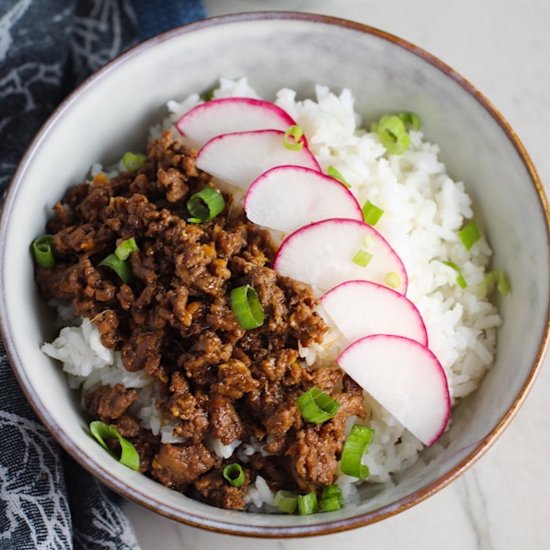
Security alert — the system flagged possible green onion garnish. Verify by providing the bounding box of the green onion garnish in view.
[99,238,138,282]
[319,496,342,512]
[99,254,132,283]
[230,284,265,330]
[322,484,343,500]
[458,221,481,250]
[319,484,344,512]
[375,115,411,155]
[89,421,140,471]
[442,261,467,289]
[200,87,216,102]
[222,463,245,487]
[31,234,55,268]
[274,490,298,514]
[283,125,304,151]
[187,187,225,223]
[352,249,373,268]
[341,424,374,479]
[362,200,384,226]
[297,491,318,515]
[327,165,351,188]
[122,152,146,172]
[478,270,511,296]
[384,272,401,289]
[397,111,421,131]
[297,387,340,424]
[115,237,139,261]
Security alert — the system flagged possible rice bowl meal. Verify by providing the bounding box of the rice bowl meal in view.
[33,78,509,514]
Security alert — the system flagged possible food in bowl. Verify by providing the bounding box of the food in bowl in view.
[34,78,507,514]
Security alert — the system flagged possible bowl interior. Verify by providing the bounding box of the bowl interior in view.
[1,14,548,535]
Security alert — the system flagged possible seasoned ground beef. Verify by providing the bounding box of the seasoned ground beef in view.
[85,384,137,421]
[36,131,367,510]
[151,443,218,488]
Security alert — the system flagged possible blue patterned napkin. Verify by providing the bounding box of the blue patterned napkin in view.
[0,1,205,548]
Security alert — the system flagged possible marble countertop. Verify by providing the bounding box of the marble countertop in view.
[126,1,550,548]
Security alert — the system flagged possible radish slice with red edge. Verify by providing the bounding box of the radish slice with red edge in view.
[244,165,363,233]
[273,218,408,294]
[196,129,321,190]
[337,334,450,446]
[176,98,296,149]
[320,280,427,345]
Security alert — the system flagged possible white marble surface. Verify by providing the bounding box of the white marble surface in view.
[126,1,550,548]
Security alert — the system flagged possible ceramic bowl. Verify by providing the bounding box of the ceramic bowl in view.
[1,12,549,538]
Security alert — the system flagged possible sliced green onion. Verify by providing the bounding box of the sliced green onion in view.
[115,237,139,261]
[320,496,342,512]
[187,217,202,224]
[187,187,225,223]
[478,270,511,296]
[200,87,216,102]
[352,249,373,268]
[362,200,384,226]
[384,272,401,289]
[99,239,138,282]
[397,111,421,131]
[375,115,411,155]
[31,234,55,268]
[297,386,340,424]
[223,463,245,487]
[297,491,318,515]
[442,261,467,289]
[122,152,146,172]
[327,165,351,188]
[458,222,481,250]
[99,253,132,283]
[274,490,298,514]
[319,484,344,512]
[283,125,304,151]
[89,421,140,471]
[322,484,343,500]
[341,425,374,479]
[230,285,264,330]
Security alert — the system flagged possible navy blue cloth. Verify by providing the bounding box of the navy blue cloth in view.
[0,1,205,548]
[131,0,206,39]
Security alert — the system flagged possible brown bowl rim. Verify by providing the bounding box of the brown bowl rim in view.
[1,11,549,539]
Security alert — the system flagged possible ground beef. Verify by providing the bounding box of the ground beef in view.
[287,422,342,489]
[112,414,141,439]
[208,395,243,445]
[248,453,290,491]
[151,443,217,488]
[194,468,250,510]
[36,130,368,510]
[85,384,137,421]
[211,358,259,399]
[167,372,209,443]
[265,400,303,440]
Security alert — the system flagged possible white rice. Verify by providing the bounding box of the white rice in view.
[42,77,501,511]
[209,436,242,459]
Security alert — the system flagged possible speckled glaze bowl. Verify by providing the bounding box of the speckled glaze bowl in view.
[1,12,549,538]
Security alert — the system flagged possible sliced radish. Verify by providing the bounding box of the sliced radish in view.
[320,281,427,345]
[176,98,296,149]
[273,218,408,294]
[337,335,450,446]
[196,130,321,190]
[243,166,363,233]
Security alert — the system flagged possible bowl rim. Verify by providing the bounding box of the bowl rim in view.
[1,10,549,539]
